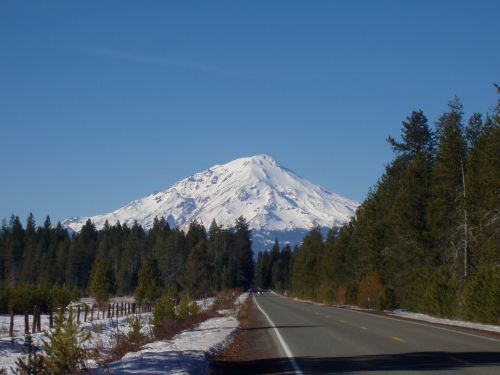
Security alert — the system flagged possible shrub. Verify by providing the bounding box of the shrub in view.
[356,274,383,308]
[152,292,177,339]
[317,283,336,303]
[0,285,9,313]
[14,332,46,374]
[422,269,457,318]
[461,264,500,324]
[43,309,92,374]
[176,294,191,320]
[126,314,146,350]
[189,301,199,317]
[346,283,358,305]
[153,292,176,324]
[335,286,347,305]
[376,286,397,310]
[49,284,72,310]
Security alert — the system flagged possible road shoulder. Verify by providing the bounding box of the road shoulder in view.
[210,294,292,374]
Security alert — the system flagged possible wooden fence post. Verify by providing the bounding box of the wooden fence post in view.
[32,306,37,333]
[37,308,41,332]
[84,304,88,322]
[77,305,81,324]
[24,311,29,334]
[108,304,111,319]
[9,311,14,337]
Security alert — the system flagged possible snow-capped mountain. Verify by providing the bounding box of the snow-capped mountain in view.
[62,155,359,250]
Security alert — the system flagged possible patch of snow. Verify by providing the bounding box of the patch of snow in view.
[103,293,248,374]
[389,310,500,333]
[0,296,217,374]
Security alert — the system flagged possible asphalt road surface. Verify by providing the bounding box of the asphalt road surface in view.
[251,292,500,374]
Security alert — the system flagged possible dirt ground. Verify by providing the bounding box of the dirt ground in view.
[210,295,293,374]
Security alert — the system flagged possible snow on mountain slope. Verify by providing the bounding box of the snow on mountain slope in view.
[62,155,359,249]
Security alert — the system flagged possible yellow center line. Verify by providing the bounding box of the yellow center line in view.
[339,319,347,323]
[359,326,369,330]
[391,336,405,342]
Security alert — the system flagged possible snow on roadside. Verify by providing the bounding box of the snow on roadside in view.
[0,296,217,374]
[0,312,153,374]
[102,292,249,374]
[389,310,500,333]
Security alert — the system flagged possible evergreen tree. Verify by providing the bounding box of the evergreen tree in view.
[233,216,254,289]
[182,241,211,297]
[135,258,161,304]
[43,309,91,374]
[387,110,435,158]
[291,227,324,298]
[88,259,115,306]
[5,215,24,286]
[465,112,483,151]
[426,97,467,282]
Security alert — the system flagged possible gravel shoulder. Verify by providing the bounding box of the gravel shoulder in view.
[210,294,293,374]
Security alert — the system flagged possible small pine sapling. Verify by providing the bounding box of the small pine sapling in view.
[14,332,46,374]
[42,309,93,374]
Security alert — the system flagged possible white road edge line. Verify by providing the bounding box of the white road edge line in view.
[253,295,303,375]
[328,306,500,344]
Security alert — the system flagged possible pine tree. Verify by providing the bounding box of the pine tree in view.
[15,332,46,374]
[387,110,435,158]
[88,259,115,307]
[5,215,24,286]
[43,309,91,374]
[291,227,324,298]
[135,258,161,304]
[182,241,211,297]
[254,251,264,288]
[426,98,467,284]
[233,216,254,289]
[465,113,483,151]
[461,263,500,324]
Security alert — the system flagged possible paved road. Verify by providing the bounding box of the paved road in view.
[253,292,500,374]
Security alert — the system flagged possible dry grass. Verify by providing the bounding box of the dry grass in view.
[105,301,218,364]
[104,289,243,366]
[213,288,242,310]
[106,333,142,362]
[153,310,215,341]
[209,294,252,374]
[237,296,250,320]
[0,324,9,337]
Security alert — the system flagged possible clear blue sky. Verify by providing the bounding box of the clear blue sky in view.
[1,1,499,226]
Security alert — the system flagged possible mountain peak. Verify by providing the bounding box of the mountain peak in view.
[62,155,359,250]
[222,154,280,169]
[248,154,277,163]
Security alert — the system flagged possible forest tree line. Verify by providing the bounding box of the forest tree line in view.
[0,215,254,313]
[255,90,499,324]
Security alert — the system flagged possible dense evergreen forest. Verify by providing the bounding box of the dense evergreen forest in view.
[0,215,254,313]
[256,90,499,324]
